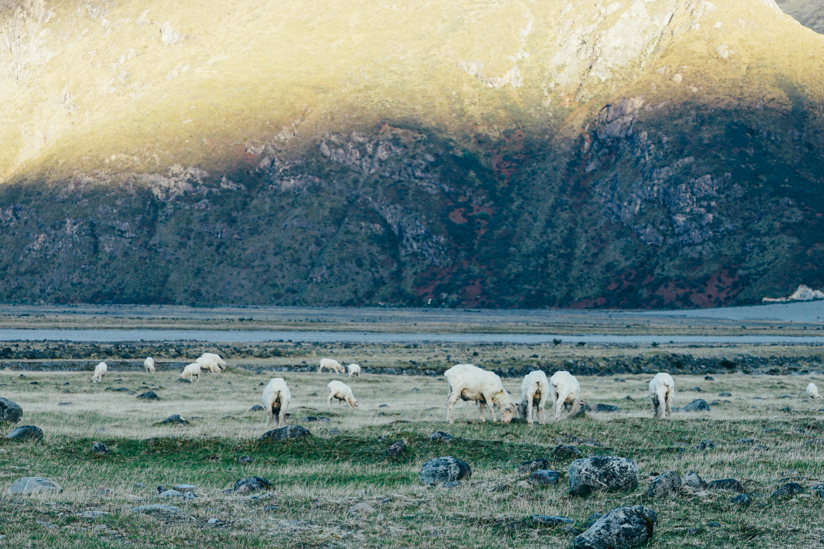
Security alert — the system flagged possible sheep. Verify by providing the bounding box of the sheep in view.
[262,378,292,429]
[549,370,583,421]
[327,380,358,408]
[179,362,202,382]
[348,363,361,377]
[808,382,822,400]
[319,358,345,374]
[444,363,516,424]
[91,362,107,383]
[649,372,675,419]
[517,370,549,425]
[144,357,155,374]
[196,354,222,374]
[198,352,226,371]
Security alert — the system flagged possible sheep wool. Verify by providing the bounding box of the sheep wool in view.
[549,370,583,421]
[444,364,516,424]
[649,373,675,419]
[518,370,549,425]
[262,378,292,429]
[327,380,358,408]
[91,362,108,383]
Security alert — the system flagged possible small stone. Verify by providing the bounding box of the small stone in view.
[696,439,715,450]
[158,489,183,498]
[518,458,549,474]
[532,515,574,527]
[731,494,751,506]
[233,477,273,495]
[0,397,23,424]
[440,481,461,489]
[682,471,708,489]
[419,457,471,485]
[592,404,621,413]
[428,431,454,442]
[386,440,405,457]
[553,445,582,459]
[176,378,192,384]
[131,504,179,513]
[6,425,43,441]
[718,392,731,397]
[690,386,702,392]
[707,479,745,493]
[137,391,160,400]
[158,415,187,425]
[648,471,681,498]
[771,482,805,498]
[91,442,110,455]
[259,425,311,442]
[7,477,62,495]
[304,416,330,422]
[263,505,277,511]
[573,506,657,549]
[172,484,196,494]
[704,376,714,381]
[676,399,710,412]
[528,470,561,486]
[569,456,639,496]
[237,456,254,464]
[707,522,721,528]
[78,511,108,519]
[135,483,144,488]
[249,405,265,412]
[735,438,754,444]
[349,502,376,516]
[207,518,220,525]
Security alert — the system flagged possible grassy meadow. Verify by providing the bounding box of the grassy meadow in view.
[1,363,823,548]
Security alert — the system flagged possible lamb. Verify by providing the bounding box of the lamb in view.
[517,370,549,425]
[348,363,361,377]
[196,354,222,374]
[649,372,675,419]
[262,377,292,429]
[91,362,107,383]
[144,357,155,374]
[444,363,516,424]
[179,362,202,382]
[808,382,822,400]
[549,370,583,421]
[327,380,358,408]
[319,358,345,374]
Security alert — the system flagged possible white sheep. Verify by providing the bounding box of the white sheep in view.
[198,352,226,371]
[348,363,361,377]
[517,370,549,425]
[444,363,516,424]
[549,370,583,421]
[144,357,155,374]
[91,362,107,383]
[649,372,675,419]
[196,355,222,374]
[327,380,358,408]
[179,362,202,382]
[262,377,292,429]
[807,382,822,400]
[319,358,345,374]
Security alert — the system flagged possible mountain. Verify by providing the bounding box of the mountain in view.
[0,0,823,308]
[776,0,824,34]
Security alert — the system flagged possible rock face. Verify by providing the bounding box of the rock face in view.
[7,477,61,495]
[574,506,657,549]
[419,457,472,485]
[232,477,273,495]
[0,397,22,424]
[569,457,639,496]
[258,425,311,442]
[6,425,43,441]
[648,471,681,498]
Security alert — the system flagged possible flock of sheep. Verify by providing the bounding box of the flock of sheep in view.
[90,354,824,429]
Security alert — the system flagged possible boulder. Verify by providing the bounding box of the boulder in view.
[173,484,196,494]
[682,471,708,490]
[419,457,471,485]
[647,471,681,498]
[676,399,710,412]
[696,439,715,450]
[518,458,549,474]
[574,506,657,549]
[232,477,273,495]
[91,442,110,455]
[810,484,824,498]
[569,456,639,496]
[0,397,22,424]
[158,415,187,425]
[528,470,561,486]
[249,405,265,411]
[6,425,43,441]
[158,489,183,498]
[349,502,376,516]
[718,392,732,397]
[386,440,405,457]
[428,431,454,442]
[137,391,160,400]
[553,445,582,459]
[770,483,805,498]
[707,479,744,493]
[731,494,751,506]
[7,477,62,495]
[591,404,620,413]
[532,515,575,527]
[258,425,311,442]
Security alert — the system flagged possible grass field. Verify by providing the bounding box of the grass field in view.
[1,364,824,548]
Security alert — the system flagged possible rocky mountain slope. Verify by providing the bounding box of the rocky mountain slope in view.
[0,0,823,308]
[777,0,824,33]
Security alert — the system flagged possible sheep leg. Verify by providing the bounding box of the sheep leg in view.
[478,401,486,422]
[278,407,287,428]
[328,395,334,408]
[483,393,498,422]
[664,389,672,419]
[555,391,567,421]
[538,394,547,425]
[527,390,535,425]
[446,390,461,424]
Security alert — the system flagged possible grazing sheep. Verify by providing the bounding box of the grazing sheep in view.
[91,362,108,383]
[262,378,292,429]
[179,363,202,382]
[444,364,516,424]
[649,372,675,419]
[348,363,361,377]
[327,380,358,408]
[549,370,583,421]
[199,352,226,371]
[517,370,549,425]
[319,358,345,374]
[196,355,222,374]
[808,382,822,400]
[144,357,155,374]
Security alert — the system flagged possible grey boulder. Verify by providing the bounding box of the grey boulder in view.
[682,471,708,490]
[569,456,639,496]
[528,470,561,486]
[0,397,22,424]
[428,431,454,442]
[7,477,62,495]
[518,458,549,474]
[6,425,43,441]
[419,457,471,485]
[770,483,805,498]
[574,506,657,549]
[233,477,273,495]
[676,399,711,412]
[647,471,681,498]
[158,414,187,425]
[91,442,110,455]
[386,440,405,457]
[591,404,620,413]
[258,425,311,442]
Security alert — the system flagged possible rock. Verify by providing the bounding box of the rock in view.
[419,457,471,485]
[528,470,561,486]
[304,416,330,422]
[707,521,721,527]
[440,481,461,489]
[159,414,187,425]
[553,445,582,459]
[237,456,254,464]
[585,513,603,527]
[532,515,575,527]
[689,386,701,392]
[592,404,620,413]
[349,502,376,516]
[0,397,22,424]
[704,376,714,381]
[573,506,657,549]
[233,477,274,495]
[569,406,586,419]
[735,438,754,444]
[696,439,715,450]
[770,482,805,498]
[648,471,680,498]
[137,391,160,400]
[676,399,710,412]
[158,489,183,498]
[518,458,549,474]
[172,484,196,494]
[6,425,43,441]
[386,440,405,457]
[731,494,751,506]
[258,425,311,442]
[131,505,179,513]
[249,405,265,411]
[428,431,454,442]
[569,456,639,496]
[682,471,708,489]
[91,442,110,455]
[718,392,732,397]
[207,518,220,525]
[7,477,62,495]
[78,510,108,519]
[176,378,192,384]
[707,479,745,493]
